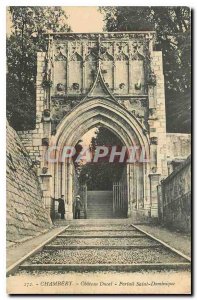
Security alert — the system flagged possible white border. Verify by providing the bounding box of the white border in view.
[1,1,195,299]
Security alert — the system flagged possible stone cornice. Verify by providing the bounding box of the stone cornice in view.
[45,31,156,40]
[51,95,148,100]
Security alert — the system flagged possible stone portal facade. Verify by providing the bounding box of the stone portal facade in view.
[17,32,191,221]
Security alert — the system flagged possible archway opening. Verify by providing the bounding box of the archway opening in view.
[52,98,150,221]
[73,126,128,219]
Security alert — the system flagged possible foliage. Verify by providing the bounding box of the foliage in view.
[79,127,125,190]
[100,6,191,133]
[7,6,71,130]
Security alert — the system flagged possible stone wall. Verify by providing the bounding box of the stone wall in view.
[166,133,191,175]
[6,122,52,244]
[151,51,167,178]
[166,133,191,160]
[158,155,191,232]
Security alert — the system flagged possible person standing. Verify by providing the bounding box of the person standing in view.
[75,195,83,219]
[58,195,65,219]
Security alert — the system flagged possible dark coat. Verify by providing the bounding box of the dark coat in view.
[75,199,83,210]
[58,198,65,214]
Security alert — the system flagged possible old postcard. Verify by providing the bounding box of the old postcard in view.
[6,6,191,294]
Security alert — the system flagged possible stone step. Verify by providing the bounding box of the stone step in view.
[86,217,116,219]
[86,212,113,214]
[87,207,112,209]
[86,214,114,218]
[87,202,112,205]
[87,199,113,201]
[86,216,114,219]
[87,209,112,211]
[87,209,112,212]
[44,244,162,250]
[86,214,113,216]
[19,263,191,272]
[86,214,114,217]
[88,198,112,201]
[22,248,188,265]
[58,229,145,237]
[57,235,145,238]
[49,236,156,246]
[87,208,113,210]
[87,210,112,213]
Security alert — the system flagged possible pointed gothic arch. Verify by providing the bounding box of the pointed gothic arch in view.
[70,51,83,61]
[54,97,149,150]
[131,50,145,61]
[86,66,116,100]
[50,97,150,220]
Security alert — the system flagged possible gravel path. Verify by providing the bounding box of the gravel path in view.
[27,248,186,265]
[49,237,159,246]
[68,225,135,230]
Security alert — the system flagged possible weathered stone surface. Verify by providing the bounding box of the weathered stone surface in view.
[166,133,191,160]
[158,155,191,232]
[6,122,52,243]
[15,32,191,224]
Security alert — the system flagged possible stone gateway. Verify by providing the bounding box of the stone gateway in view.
[16,32,190,223]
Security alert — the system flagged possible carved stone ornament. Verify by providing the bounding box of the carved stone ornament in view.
[32,160,40,167]
[43,109,50,118]
[72,83,80,90]
[119,83,126,89]
[54,45,67,61]
[51,128,57,136]
[151,167,157,173]
[140,99,147,107]
[149,108,157,120]
[147,71,157,86]
[42,138,49,146]
[150,137,158,145]
[55,52,67,61]
[56,83,65,92]
[135,82,142,90]
[42,79,53,88]
[50,32,154,41]
[42,167,48,174]
[70,52,83,61]
[100,51,114,61]
[149,108,156,116]
[101,69,108,74]
[131,50,144,61]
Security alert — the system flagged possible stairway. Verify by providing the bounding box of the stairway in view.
[86,191,113,219]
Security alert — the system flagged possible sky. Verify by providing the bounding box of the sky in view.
[64,7,104,32]
[81,128,98,147]
[7,7,104,35]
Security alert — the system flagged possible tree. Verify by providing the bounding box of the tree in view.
[100,6,191,133]
[7,7,71,130]
[79,127,125,190]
